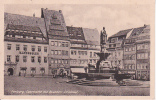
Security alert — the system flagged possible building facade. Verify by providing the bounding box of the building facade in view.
[67,26,100,72]
[123,25,150,80]
[4,13,49,76]
[135,25,150,80]
[104,29,133,69]
[41,8,71,76]
[101,25,150,80]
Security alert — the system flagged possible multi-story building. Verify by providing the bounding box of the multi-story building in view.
[104,28,133,69]
[123,26,145,79]
[67,26,88,69]
[67,26,100,71]
[82,28,100,67]
[4,13,49,76]
[135,25,150,80]
[101,24,150,80]
[123,25,150,80]
[41,8,70,76]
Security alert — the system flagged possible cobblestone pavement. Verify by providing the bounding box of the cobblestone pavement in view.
[4,76,150,96]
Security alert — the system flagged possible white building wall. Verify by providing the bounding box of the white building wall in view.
[4,41,49,76]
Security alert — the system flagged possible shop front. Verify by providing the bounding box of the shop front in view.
[137,70,150,81]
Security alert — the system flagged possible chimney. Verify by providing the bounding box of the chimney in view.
[59,10,62,13]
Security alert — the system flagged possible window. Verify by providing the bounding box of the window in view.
[33,37,36,39]
[31,46,35,51]
[62,42,65,47]
[58,42,62,47]
[23,56,27,62]
[85,51,87,55]
[145,44,149,49]
[125,47,128,52]
[137,54,140,59]
[66,42,68,47]
[90,60,92,63]
[55,50,58,55]
[57,50,61,55]
[113,44,116,47]
[118,60,121,64]
[51,59,54,64]
[58,59,61,64]
[66,51,68,55]
[145,53,148,59]
[129,47,132,51]
[38,46,41,52]
[90,52,92,57]
[51,50,54,55]
[78,51,81,55]
[12,34,15,37]
[132,55,135,60]
[55,59,58,64]
[55,41,58,46]
[93,59,96,63]
[137,45,141,50]
[129,65,132,69]
[109,44,111,48]
[38,56,41,63]
[7,55,11,62]
[51,41,55,46]
[71,51,74,55]
[111,38,117,43]
[44,57,47,63]
[94,52,96,57]
[16,44,20,50]
[7,44,11,50]
[15,55,19,62]
[31,56,35,62]
[118,52,120,56]
[132,64,135,69]
[44,47,47,52]
[23,36,26,38]
[132,47,135,51]
[23,45,27,51]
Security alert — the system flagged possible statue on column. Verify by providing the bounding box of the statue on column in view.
[100,27,107,44]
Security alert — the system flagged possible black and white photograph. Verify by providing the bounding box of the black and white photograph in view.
[2,2,154,98]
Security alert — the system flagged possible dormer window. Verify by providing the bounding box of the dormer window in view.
[6,29,10,31]
[12,34,15,37]
[52,14,57,19]
[33,37,36,39]
[23,36,26,38]
[28,31,31,33]
[24,31,27,33]
[77,34,81,36]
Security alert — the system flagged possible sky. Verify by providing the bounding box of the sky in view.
[5,4,150,37]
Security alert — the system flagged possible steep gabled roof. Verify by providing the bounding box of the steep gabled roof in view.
[6,24,41,32]
[109,28,132,39]
[4,12,47,38]
[130,26,145,37]
[82,28,100,45]
[67,26,85,40]
[41,8,69,38]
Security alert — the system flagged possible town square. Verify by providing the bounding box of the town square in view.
[4,4,151,96]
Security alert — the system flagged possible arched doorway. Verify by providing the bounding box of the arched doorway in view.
[8,68,14,75]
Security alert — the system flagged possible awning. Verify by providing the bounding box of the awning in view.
[71,68,85,73]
